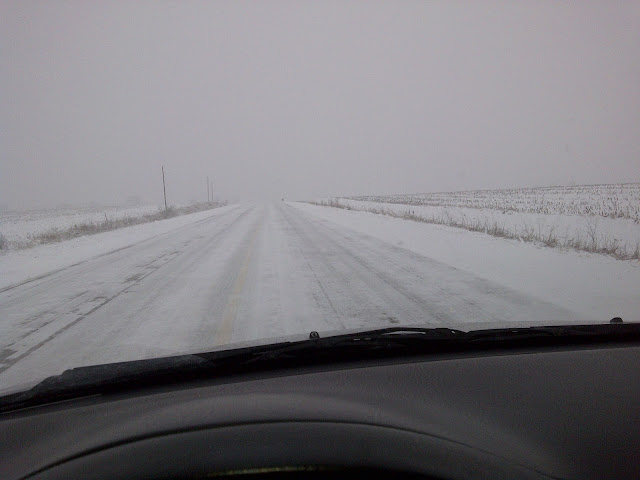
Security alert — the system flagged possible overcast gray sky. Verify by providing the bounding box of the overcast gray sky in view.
[2,1,639,209]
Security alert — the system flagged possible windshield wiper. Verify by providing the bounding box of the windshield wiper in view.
[1,322,638,414]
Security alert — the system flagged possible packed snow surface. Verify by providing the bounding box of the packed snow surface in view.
[1,201,638,394]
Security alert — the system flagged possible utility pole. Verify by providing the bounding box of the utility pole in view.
[210,178,213,203]
[207,176,210,203]
[162,165,167,211]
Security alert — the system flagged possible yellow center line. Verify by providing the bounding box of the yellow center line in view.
[214,223,262,346]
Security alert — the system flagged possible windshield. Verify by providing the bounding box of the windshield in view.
[1,1,639,395]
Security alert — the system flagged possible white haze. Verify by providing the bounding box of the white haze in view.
[1,1,639,210]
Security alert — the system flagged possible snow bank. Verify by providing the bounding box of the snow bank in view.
[0,204,238,290]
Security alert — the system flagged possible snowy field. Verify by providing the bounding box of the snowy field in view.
[349,183,640,220]
[0,205,161,247]
[324,184,640,260]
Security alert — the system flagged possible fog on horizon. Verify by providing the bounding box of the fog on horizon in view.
[2,1,639,211]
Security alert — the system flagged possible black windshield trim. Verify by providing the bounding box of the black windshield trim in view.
[1,322,639,414]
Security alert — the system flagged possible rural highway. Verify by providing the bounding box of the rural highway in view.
[0,202,574,390]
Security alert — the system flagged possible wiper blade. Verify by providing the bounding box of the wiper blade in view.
[233,327,466,365]
[330,326,467,339]
[0,327,466,413]
[199,323,639,368]
[464,322,637,342]
[303,322,637,348]
[0,328,456,413]
[196,323,640,371]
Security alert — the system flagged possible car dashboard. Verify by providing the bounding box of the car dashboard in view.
[1,342,639,480]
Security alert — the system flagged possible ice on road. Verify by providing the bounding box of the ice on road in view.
[0,202,607,390]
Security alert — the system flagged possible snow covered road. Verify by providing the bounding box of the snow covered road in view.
[0,202,623,391]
